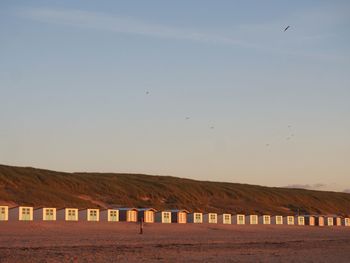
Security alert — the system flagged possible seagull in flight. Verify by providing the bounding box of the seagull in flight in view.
[145,91,150,95]
[185,117,190,120]
[284,26,290,32]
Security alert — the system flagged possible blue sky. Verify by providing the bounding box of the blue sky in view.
[0,1,349,192]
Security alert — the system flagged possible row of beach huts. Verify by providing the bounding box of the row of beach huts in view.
[1,205,349,227]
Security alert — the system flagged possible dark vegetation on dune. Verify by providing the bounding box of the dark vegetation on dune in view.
[0,164,349,215]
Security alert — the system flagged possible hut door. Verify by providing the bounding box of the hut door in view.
[89,210,97,221]
[0,207,6,220]
[67,210,76,220]
[127,211,137,222]
[110,210,118,221]
[22,208,31,220]
[45,209,54,220]
[195,213,202,223]
[145,211,153,222]
[163,212,170,223]
[251,216,257,224]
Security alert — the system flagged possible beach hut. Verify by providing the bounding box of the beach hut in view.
[271,215,283,225]
[325,216,334,226]
[246,215,258,225]
[232,214,245,225]
[9,206,33,221]
[315,216,325,226]
[33,208,56,221]
[155,211,172,223]
[171,209,189,223]
[187,212,203,223]
[138,208,156,223]
[295,216,305,226]
[218,213,231,224]
[304,216,315,226]
[100,209,119,222]
[342,217,350,227]
[79,209,99,222]
[203,213,218,224]
[259,215,271,225]
[333,216,341,226]
[119,208,138,222]
[283,216,294,225]
[56,208,79,221]
[0,206,8,221]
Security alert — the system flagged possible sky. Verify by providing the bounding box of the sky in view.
[0,0,349,192]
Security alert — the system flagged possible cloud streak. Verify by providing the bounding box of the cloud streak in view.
[17,7,255,48]
[15,7,345,61]
[283,183,327,191]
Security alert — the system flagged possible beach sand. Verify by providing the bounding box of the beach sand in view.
[0,222,349,262]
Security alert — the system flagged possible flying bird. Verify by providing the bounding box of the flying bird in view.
[145,91,150,95]
[185,117,190,120]
[284,26,290,32]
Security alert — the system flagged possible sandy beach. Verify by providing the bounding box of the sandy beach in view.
[0,222,349,262]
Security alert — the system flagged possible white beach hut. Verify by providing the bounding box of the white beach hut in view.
[343,217,350,227]
[33,208,56,221]
[218,213,231,224]
[283,216,294,225]
[271,215,283,225]
[325,216,334,226]
[187,212,203,223]
[56,208,79,221]
[315,216,325,226]
[232,214,245,225]
[203,213,218,224]
[246,215,258,225]
[171,209,188,223]
[138,208,156,223]
[295,216,305,226]
[100,209,119,222]
[259,215,271,225]
[119,208,138,222]
[333,216,341,226]
[9,206,33,221]
[304,216,315,226]
[155,211,172,223]
[0,206,8,221]
[79,209,99,222]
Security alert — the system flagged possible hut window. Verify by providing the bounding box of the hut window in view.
[224,215,230,221]
[288,217,293,223]
[195,214,201,220]
[68,210,75,216]
[0,208,5,214]
[210,214,216,220]
[45,209,54,216]
[90,210,97,217]
[110,211,117,217]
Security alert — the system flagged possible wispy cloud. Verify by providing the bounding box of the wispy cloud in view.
[15,6,346,61]
[16,7,255,48]
[284,183,327,191]
[343,189,350,194]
